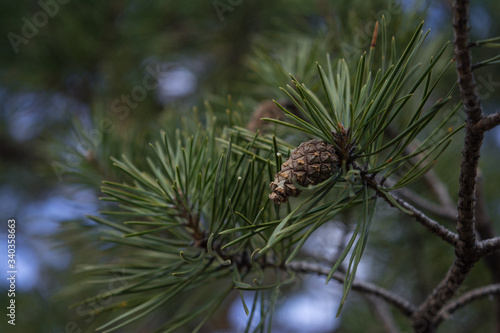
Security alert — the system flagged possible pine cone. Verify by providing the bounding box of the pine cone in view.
[269,140,339,204]
[247,100,301,133]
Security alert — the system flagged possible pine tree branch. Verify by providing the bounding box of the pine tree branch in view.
[366,295,400,333]
[433,284,500,327]
[284,260,417,317]
[478,237,500,256]
[453,0,483,255]
[411,258,478,332]
[384,127,454,209]
[361,172,459,246]
[422,170,455,212]
[473,175,500,331]
[395,187,456,222]
[474,175,500,257]
[474,111,500,132]
[475,175,497,243]
[410,1,487,331]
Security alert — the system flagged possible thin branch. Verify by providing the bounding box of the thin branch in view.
[475,174,497,241]
[384,126,454,208]
[471,62,485,71]
[362,172,459,247]
[475,174,500,256]
[473,174,500,331]
[382,191,458,246]
[411,258,480,333]
[422,170,455,210]
[284,260,417,317]
[366,295,400,333]
[474,111,500,133]
[433,284,500,326]
[395,187,456,222]
[478,237,500,256]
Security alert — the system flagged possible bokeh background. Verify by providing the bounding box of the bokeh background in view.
[1,0,500,332]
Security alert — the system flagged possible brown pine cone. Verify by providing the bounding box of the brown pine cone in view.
[247,100,301,133]
[269,140,339,204]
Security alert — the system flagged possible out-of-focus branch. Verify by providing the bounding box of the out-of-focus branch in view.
[474,175,500,333]
[395,187,456,222]
[475,175,500,257]
[433,284,500,326]
[384,127,455,209]
[284,260,417,317]
[423,169,455,209]
[361,172,459,247]
[366,295,400,333]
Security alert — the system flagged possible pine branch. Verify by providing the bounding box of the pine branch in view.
[453,0,483,255]
[361,172,459,246]
[422,170,455,210]
[411,258,477,332]
[284,260,417,317]
[394,187,456,222]
[410,1,489,331]
[473,177,497,263]
[478,237,500,256]
[475,175,500,256]
[475,176,500,332]
[366,295,400,333]
[474,111,500,132]
[384,127,455,209]
[433,284,500,327]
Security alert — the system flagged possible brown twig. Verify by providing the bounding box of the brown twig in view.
[478,237,500,257]
[285,260,417,317]
[411,259,478,332]
[473,175,500,332]
[395,187,456,222]
[422,170,455,209]
[385,127,456,209]
[474,111,500,132]
[433,284,500,326]
[384,127,455,209]
[475,175,500,259]
[361,172,459,247]
[367,295,400,333]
